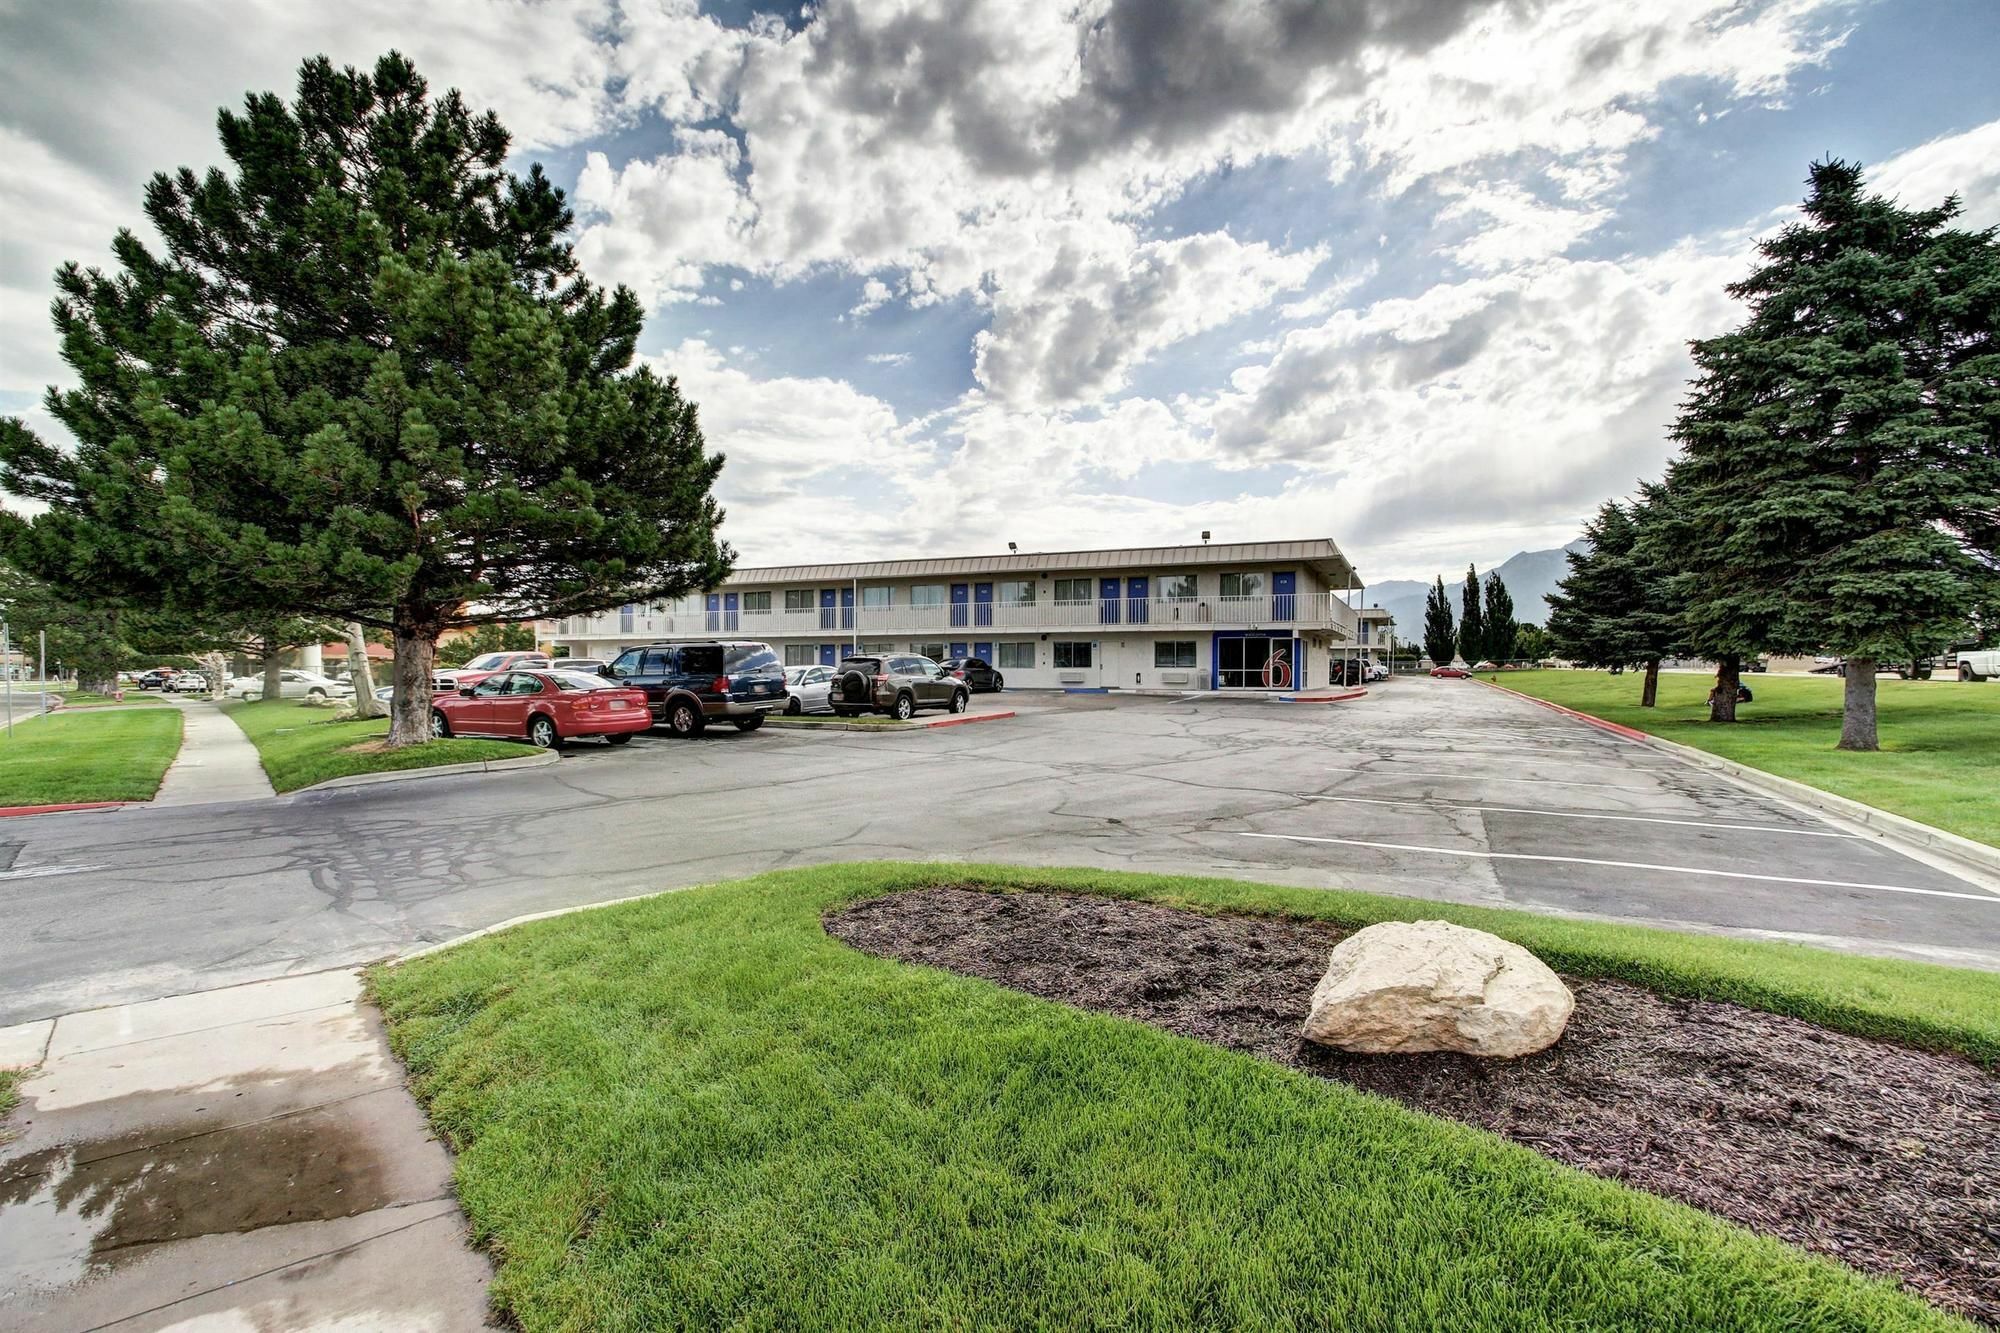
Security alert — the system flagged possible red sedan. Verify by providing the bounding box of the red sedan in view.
[1429,665,1471,678]
[430,669,650,749]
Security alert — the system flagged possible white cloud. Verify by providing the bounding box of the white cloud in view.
[1869,118,2000,229]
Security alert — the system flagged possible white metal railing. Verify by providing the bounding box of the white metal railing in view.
[546,593,1354,642]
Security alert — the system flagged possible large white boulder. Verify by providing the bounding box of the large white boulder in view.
[1301,920,1573,1057]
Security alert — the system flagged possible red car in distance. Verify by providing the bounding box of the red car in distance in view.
[1429,665,1471,678]
[430,669,650,749]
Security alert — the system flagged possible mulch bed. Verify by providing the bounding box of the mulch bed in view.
[826,888,2000,1325]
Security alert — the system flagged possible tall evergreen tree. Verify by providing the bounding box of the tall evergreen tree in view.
[1664,159,2000,745]
[1422,576,1456,666]
[1481,571,1516,663]
[1546,491,1682,706]
[0,53,731,745]
[1457,563,1485,665]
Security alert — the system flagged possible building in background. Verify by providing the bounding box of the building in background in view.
[540,539,1374,691]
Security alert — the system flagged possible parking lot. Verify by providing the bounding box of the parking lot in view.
[3,678,1999,1023]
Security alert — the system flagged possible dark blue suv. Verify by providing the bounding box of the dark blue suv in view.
[604,641,788,736]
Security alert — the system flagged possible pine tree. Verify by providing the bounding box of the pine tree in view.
[1422,577,1456,667]
[1664,159,2000,744]
[0,53,730,745]
[1481,571,1516,664]
[1546,491,1682,705]
[1457,563,1485,665]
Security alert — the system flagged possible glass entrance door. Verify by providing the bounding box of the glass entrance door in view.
[1217,635,1293,688]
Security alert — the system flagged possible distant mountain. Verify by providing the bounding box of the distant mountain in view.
[1366,541,1587,635]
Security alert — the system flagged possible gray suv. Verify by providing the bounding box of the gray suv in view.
[831,654,971,720]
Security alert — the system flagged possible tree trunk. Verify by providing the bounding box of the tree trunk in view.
[261,624,285,700]
[1708,654,1740,723]
[387,614,439,748]
[1640,658,1660,708]
[1838,656,1879,751]
[347,621,381,719]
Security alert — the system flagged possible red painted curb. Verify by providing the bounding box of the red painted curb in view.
[1277,688,1369,703]
[922,710,1018,729]
[1474,678,1649,743]
[0,801,127,818]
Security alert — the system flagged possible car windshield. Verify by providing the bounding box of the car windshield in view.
[784,667,806,683]
[549,671,619,691]
[724,645,781,673]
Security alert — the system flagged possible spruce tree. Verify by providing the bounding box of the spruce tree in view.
[1457,563,1485,665]
[1422,577,1457,666]
[0,53,730,745]
[1665,159,2000,745]
[1481,571,1516,664]
[1546,491,1682,705]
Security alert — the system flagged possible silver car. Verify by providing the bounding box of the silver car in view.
[227,669,355,702]
[782,664,834,714]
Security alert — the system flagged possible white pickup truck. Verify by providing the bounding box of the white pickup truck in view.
[1955,647,2000,682]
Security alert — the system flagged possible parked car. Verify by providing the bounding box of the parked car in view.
[783,664,835,714]
[552,657,608,675]
[829,654,971,719]
[1955,646,2000,682]
[434,650,552,693]
[430,669,650,749]
[938,656,1005,692]
[136,668,178,690]
[1364,662,1389,682]
[165,672,211,694]
[227,669,355,702]
[1430,665,1470,679]
[603,641,788,736]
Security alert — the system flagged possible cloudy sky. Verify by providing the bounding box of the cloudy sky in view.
[4,1,1998,583]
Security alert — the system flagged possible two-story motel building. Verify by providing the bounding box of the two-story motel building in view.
[540,538,1382,692]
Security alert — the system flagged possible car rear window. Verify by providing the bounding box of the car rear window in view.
[837,657,882,672]
[725,645,781,673]
[680,645,724,675]
[549,672,619,691]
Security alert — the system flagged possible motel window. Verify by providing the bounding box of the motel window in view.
[741,591,772,613]
[997,642,1035,669]
[1159,573,1198,600]
[784,590,815,612]
[1153,641,1197,669]
[784,644,816,666]
[913,641,948,660]
[909,584,947,608]
[1053,641,1093,669]
[861,641,896,654]
[1220,572,1264,599]
[997,579,1035,606]
[862,587,893,610]
[1053,578,1092,604]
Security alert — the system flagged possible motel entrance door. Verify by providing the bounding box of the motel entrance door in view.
[1214,634,1296,689]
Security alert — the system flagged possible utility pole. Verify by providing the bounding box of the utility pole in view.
[38,630,46,713]
[3,622,12,737]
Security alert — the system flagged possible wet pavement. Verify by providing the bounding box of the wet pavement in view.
[0,970,490,1331]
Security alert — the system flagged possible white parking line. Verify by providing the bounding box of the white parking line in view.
[1323,765,1658,792]
[0,864,103,881]
[1299,793,1855,838]
[1237,832,2000,904]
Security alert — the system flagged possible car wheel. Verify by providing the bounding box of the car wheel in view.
[308,688,327,701]
[605,732,633,746]
[430,709,451,739]
[785,697,802,715]
[732,716,764,732]
[949,689,968,714]
[1962,664,1976,682]
[668,700,704,737]
[992,674,1004,692]
[892,692,915,721]
[529,715,562,750]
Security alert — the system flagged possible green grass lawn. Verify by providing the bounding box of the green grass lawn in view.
[58,690,169,707]
[372,863,1998,1331]
[1489,669,2000,848]
[223,699,531,793]
[0,707,183,804]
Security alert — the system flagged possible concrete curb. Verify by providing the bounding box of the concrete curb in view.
[1477,678,2000,880]
[299,748,560,793]
[763,710,1017,734]
[0,801,129,819]
[1276,688,1369,704]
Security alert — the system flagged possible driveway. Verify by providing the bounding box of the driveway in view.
[3,679,1997,1024]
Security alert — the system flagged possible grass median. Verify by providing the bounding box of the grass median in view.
[1489,669,2000,848]
[371,862,1997,1331]
[0,707,182,804]
[223,699,531,793]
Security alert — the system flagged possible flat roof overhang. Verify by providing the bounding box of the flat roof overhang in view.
[719,538,1360,592]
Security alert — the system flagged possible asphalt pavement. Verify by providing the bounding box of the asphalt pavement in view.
[4,678,1998,1025]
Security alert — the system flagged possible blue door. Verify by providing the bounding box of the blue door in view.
[1273,571,1297,622]
[819,588,837,631]
[1099,577,1121,624]
[723,592,740,632]
[840,587,854,630]
[1126,576,1149,625]
[974,641,993,661]
[950,642,968,659]
[819,643,838,666]
[974,582,993,627]
[705,593,721,632]
[950,583,970,629]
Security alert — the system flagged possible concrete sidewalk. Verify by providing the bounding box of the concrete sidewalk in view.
[151,699,276,805]
[0,970,492,1330]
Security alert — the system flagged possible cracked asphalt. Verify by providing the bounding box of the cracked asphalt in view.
[4,678,1998,1025]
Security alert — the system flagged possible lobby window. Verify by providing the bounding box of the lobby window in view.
[1220,572,1264,599]
[1053,641,1093,669]
[1159,573,1198,600]
[997,642,1035,669]
[1153,641,1197,669]
[741,591,772,613]
[784,590,815,612]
